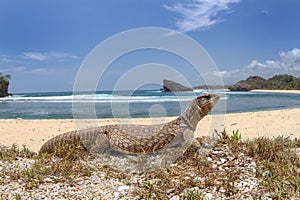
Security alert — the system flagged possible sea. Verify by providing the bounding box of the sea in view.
[0,90,300,119]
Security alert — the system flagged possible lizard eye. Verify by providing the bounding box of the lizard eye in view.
[197,95,211,101]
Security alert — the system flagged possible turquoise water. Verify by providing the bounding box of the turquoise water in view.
[0,90,299,119]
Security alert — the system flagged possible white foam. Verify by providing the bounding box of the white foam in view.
[2,92,228,104]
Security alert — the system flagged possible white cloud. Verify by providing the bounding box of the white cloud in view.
[23,52,47,61]
[2,66,52,75]
[164,0,240,32]
[1,52,78,65]
[23,51,78,61]
[220,48,300,84]
[9,66,28,72]
[279,48,300,71]
[261,10,269,15]
[0,55,16,63]
[25,68,50,75]
[1,66,27,73]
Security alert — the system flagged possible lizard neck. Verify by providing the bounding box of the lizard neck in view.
[180,99,206,129]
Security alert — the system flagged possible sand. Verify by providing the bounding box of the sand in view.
[251,89,300,94]
[1,107,300,153]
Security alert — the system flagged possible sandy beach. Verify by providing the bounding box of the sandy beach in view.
[251,89,300,94]
[1,107,300,153]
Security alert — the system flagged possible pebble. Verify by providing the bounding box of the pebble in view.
[206,157,213,162]
[117,185,129,192]
[202,192,213,200]
[219,157,227,164]
[169,195,180,200]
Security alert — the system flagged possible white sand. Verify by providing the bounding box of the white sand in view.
[251,89,300,94]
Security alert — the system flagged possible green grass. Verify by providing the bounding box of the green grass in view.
[1,131,300,199]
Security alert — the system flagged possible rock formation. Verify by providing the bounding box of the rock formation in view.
[0,73,10,97]
[161,80,193,92]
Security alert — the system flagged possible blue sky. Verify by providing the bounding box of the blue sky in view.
[0,0,300,93]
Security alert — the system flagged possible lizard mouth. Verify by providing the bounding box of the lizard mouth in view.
[209,94,220,106]
[197,94,220,107]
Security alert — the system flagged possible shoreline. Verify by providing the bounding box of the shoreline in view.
[1,107,300,153]
[250,89,300,94]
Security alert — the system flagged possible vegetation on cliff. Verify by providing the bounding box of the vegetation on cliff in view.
[0,72,11,97]
[229,74,300,91]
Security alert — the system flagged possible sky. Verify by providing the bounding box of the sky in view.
[0,0,300,93]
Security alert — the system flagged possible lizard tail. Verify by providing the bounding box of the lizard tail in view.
[39,131,81,154]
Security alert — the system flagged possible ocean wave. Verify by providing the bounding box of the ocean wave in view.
[217,91,257,95]
[1,94,228,103]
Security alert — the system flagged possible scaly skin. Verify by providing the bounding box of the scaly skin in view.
[39,94,220,154]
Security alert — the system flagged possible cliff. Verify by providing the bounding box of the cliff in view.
[0,73,10,97]
[229,74,300,91]
[161,80,193,92]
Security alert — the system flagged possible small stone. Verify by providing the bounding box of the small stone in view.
[202,192,213,200]
[114,192,120,199]
[44,178,54,183]
[219,187,226,193]
[262,170,270,177]
[169,195,180,200]
[202,142,213,149]
[260,193,272,200]
[117,185,129,192]
[220,158,227,164]
[212,164,217,169]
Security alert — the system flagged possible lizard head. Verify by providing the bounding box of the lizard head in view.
[180,94,220,129]
[194,93,220,116]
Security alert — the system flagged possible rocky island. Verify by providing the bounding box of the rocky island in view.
[161,79,193,92]
[0,73,10,97]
